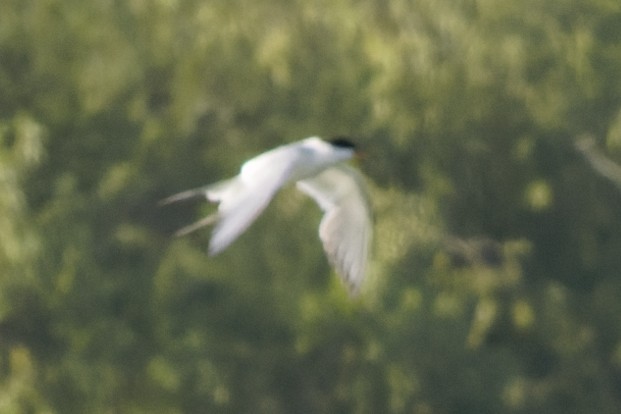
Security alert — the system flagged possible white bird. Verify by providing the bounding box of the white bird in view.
[161,136,373,295]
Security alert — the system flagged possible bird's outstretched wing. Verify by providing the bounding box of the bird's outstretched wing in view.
[206,174,286,255]
[161,169,293,256]
[296,164,372,295]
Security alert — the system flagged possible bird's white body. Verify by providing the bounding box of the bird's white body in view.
[162,136,372,295]
[241,137,352,182]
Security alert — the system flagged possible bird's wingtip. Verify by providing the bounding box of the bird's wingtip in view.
[347,285,362,298]
[207,242,225,257]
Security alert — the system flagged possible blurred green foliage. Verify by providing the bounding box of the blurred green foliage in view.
[2,0,621,412]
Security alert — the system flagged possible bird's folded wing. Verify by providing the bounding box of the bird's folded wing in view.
[296,165,372,295]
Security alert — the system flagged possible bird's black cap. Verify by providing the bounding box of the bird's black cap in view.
[329,136,356,149]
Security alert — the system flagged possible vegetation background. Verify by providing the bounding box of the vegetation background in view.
[2,0,621,412]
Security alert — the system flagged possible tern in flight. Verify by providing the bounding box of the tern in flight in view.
[161,136,373,295]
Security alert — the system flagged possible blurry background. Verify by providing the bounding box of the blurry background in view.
[2,0,621,412]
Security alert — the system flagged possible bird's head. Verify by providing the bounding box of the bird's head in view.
[328,136,365,160]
